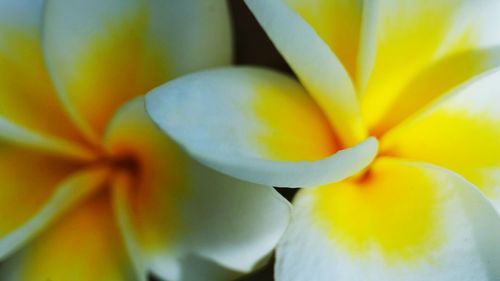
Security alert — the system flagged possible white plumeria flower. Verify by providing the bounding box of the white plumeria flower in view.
[0,1,290,280]
[146,0,500,280]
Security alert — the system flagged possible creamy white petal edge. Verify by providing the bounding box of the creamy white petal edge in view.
[145,67,378,188]
[150,160,292,281]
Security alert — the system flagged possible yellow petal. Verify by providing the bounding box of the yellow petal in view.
[0,166,108,260]
[0,0,82,141]
[245,0,367,146]
[1,192,136,281]
[0,141,77,238]
[368,48,500,135]
[360,0,500,135]
[105,98,183,256]
[283,0,363,80]
[277,158,500,281]
[314,159,443,260]
[0,116,95,160]
[146,67,378,187]
[43,0,232,142]
[105,98,291,280]
[111,172,147,281]
[382,69,500,213]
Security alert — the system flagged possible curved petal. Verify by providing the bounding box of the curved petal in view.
[0,141,77,242]
[382,68,500,213]
[282,0,363,80]
[0,116,95,160]
[43,0,232,142]
[146,67,378,188]
[277,158,500,281]
[0,192,137,281]
[111,173,148,281]
[0,166,108,260]
[0,0,82,141]
[105,98,291,280]
[360,0,500,134]
[245,0,367,146]
[146,68,377,187]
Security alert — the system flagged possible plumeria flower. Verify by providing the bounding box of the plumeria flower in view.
[146,0,500,280]
[0,0,291,280]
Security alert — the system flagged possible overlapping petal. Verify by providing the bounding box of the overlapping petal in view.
[245,0,367,146]
[382,68,500,213]
[277,158,500,281]
[0,116,94,160]
[43,0,232,142]
[281,0,363,81]
[360,0,500,135]
[105,98,291,280]
[146,67,378,187]
[0,165,108,260]
[0,142,76,240]
[0,0,82,142]
[1,192,137,281]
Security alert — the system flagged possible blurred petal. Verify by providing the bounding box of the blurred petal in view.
[382,68,500,213]
[146,67,378,187]
[245,0,367,146]
[277,158,500,281]
[105,98,291,280]
[360,0,500,134]
[145,0,232,78]
[0,116,95,160]
[0,192,136,281]
[43,0,231,141]
[0,141,77,241]
[0,0,82,141]
[0,166,108,260]
[111,173,148,281]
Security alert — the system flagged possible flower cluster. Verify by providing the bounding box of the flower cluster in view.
[1,0,500,281]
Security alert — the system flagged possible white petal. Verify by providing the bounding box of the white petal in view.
[43,0,232,141]
[105,98,291,280]
[277,158,500,281]
[146,67,378,188]
[0,0,83,142]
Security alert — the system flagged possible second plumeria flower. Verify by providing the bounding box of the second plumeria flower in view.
[146,0,500,280]
[0,0,290,280]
